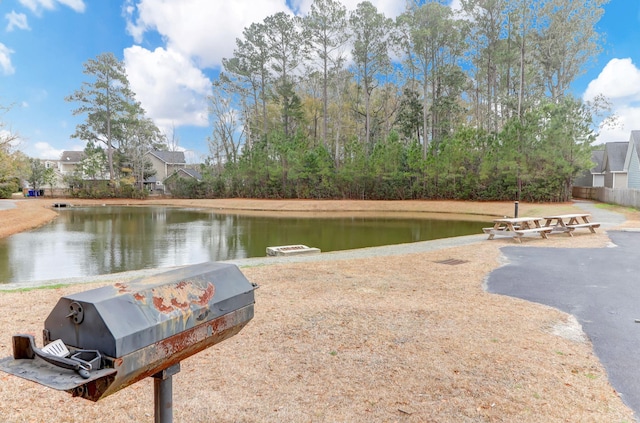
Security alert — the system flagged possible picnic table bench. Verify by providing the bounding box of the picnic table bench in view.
[543,213,600,236]
[483,217,552,243]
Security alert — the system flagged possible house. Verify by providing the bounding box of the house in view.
[624,130,640,189]
[579,133,640,189]
[59,151,86,176]
[33,151,87,195]
[601,141,628,189]
[34,149,190,194]
[574,149,604,187]
[574,131,640,208]
[144,150,187,193]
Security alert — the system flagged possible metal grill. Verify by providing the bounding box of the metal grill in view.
[0,262,256,422]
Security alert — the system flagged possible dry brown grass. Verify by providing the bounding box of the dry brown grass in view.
[0,197,637,422]
[0,199,58,238]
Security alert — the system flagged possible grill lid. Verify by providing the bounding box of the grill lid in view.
[44,261,255,358]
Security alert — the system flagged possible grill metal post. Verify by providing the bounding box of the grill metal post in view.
[153,363,181,423]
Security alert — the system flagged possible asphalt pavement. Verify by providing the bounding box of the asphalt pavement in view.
[487,202,640,418]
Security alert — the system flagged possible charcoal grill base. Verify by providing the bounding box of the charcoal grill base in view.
[0,355,116,391]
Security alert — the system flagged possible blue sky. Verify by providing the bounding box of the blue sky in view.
[0,0,637,162]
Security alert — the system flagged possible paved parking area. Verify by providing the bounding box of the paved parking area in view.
[487,229,640,417]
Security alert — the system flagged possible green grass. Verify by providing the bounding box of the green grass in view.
[594,203,638,213]
[0,283,71,293]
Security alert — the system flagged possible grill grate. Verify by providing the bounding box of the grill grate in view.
[434,258,469,266]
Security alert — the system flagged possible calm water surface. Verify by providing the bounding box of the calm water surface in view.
[0,206,485,283]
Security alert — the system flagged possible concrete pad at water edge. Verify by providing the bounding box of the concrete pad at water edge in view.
[0,200,16,210]
[485,230,640,417]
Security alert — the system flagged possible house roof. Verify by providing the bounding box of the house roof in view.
[603,142,628,172]
[60,151,86,162]
[147,150,186,164]
[624,130,640,171]
[591,150,605,173]
[179,168,202,180]
[165,168,202,181]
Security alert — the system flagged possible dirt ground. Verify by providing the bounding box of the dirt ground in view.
[0,197,638,422]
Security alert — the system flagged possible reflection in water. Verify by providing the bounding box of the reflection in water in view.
[0,206,485,283]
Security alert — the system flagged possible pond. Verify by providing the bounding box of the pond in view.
[0,206,486,283]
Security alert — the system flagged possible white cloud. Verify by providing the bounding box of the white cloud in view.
[18,0,85,14]
[57,0,85,12]
[351,0,406,18]
[583,58,640,144]
[449,0,464,14]
[589,102,640,145]
[292,0,405,17]
[125,0,289,68]
[183,150,205,164]
[583,58,640,104]
[18,0,51,14]
[6,11,30,31]
[124,45,212,132]
[0,43,15,75]
[22,138,86,159]
[33,141,63,159]
[0,130,19,148]
[124,0,409,70]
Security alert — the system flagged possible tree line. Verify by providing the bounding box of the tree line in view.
[1,0,610,201]
[195,0,609,202]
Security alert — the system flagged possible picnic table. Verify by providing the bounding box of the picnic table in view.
[543,213,600,235]
[483,217,553,243]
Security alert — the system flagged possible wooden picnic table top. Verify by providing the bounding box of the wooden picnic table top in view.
[493,216,544,223]
[543,213,591,220]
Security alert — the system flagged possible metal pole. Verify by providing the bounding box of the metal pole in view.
[153,363,181,423]
[514,201,519,218]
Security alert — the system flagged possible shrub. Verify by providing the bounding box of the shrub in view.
[0,181,18,199]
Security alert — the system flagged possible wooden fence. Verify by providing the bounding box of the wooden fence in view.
[573,186,640,209]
